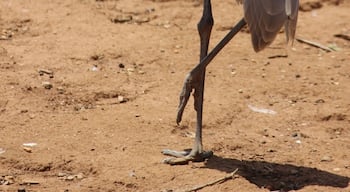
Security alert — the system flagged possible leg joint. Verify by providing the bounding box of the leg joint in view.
[197,14,214,32]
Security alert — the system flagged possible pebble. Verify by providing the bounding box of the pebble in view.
[333,168,341,172]
[23,143,37,147]
[91,66,98,71]
[23,147,32,153]
[321,155,332,162]
[18,188,26,192]
[57,86,65,94]
[76,173,84,179]
[21,180,39,185]
[118,63,125,68]
[111,15,132,23]
[42,81,53,89]
[66,175,75,181]
[58,172,67,177]
[117,95,126,103]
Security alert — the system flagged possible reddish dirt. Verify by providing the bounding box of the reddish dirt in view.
[1,0,350,191]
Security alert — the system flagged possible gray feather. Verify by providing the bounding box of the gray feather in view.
[243,0,299,52]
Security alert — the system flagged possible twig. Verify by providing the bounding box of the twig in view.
[183,168,239,192]
[334,34,350,41]
[296,37,333,52]
[38,68,54,78]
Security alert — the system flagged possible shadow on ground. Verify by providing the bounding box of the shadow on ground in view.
[205,155,350,191]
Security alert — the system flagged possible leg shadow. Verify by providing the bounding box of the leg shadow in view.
[205,155,349,191]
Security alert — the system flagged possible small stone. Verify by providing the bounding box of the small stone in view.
[127,68,134,72]
[315,99,325,104]
[4,176,14,184]
[58,172,67,177]
[57,86,65,94]
[76,173,84,179]
[321,155,332,162]
[111,15,132,23]
[18,188,26,192]
[129,170,136,178]
[42,81,53,89]
[91,66,98,71]
[66,175,75,181]
[118,95,126,103]
[22,180,39,185]
[333,168,341,172]
[23,147,32,153]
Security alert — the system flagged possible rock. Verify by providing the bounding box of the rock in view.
[42,81,53,89]
[18,188,26,192]
[21,180,39,185]
[111,15,132,23]
[118,95,126,103]
[4,175,14,184]
[23,147,32,153]
[0,148,5,154]
[58,172,67,177]
[333,167,341,172]
[65,175,75,181]
[57,86,65,94]
[75,173,84,179]
[321,155,333,162]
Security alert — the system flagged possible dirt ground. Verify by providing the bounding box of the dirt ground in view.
[1,0,350,191]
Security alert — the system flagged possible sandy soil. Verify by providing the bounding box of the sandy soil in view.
[1,0,350,191]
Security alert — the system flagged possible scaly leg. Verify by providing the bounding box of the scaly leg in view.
[162,0,214,165]
[162,5,247,165]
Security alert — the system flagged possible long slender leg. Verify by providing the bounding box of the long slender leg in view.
[162,0,214,164]
[162,8,247,165]
[188,0,213,158]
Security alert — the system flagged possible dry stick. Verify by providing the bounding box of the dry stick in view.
[334,34,350,41]
[296,37,333,52]
[182,168,239,192]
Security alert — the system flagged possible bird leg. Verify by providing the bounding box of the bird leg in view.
[162,11,247,165]
[162,0,214,165]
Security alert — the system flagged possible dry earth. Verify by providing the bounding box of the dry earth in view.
[1,0,350,191]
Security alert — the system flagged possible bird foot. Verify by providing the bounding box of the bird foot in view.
[162,149,213,165]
